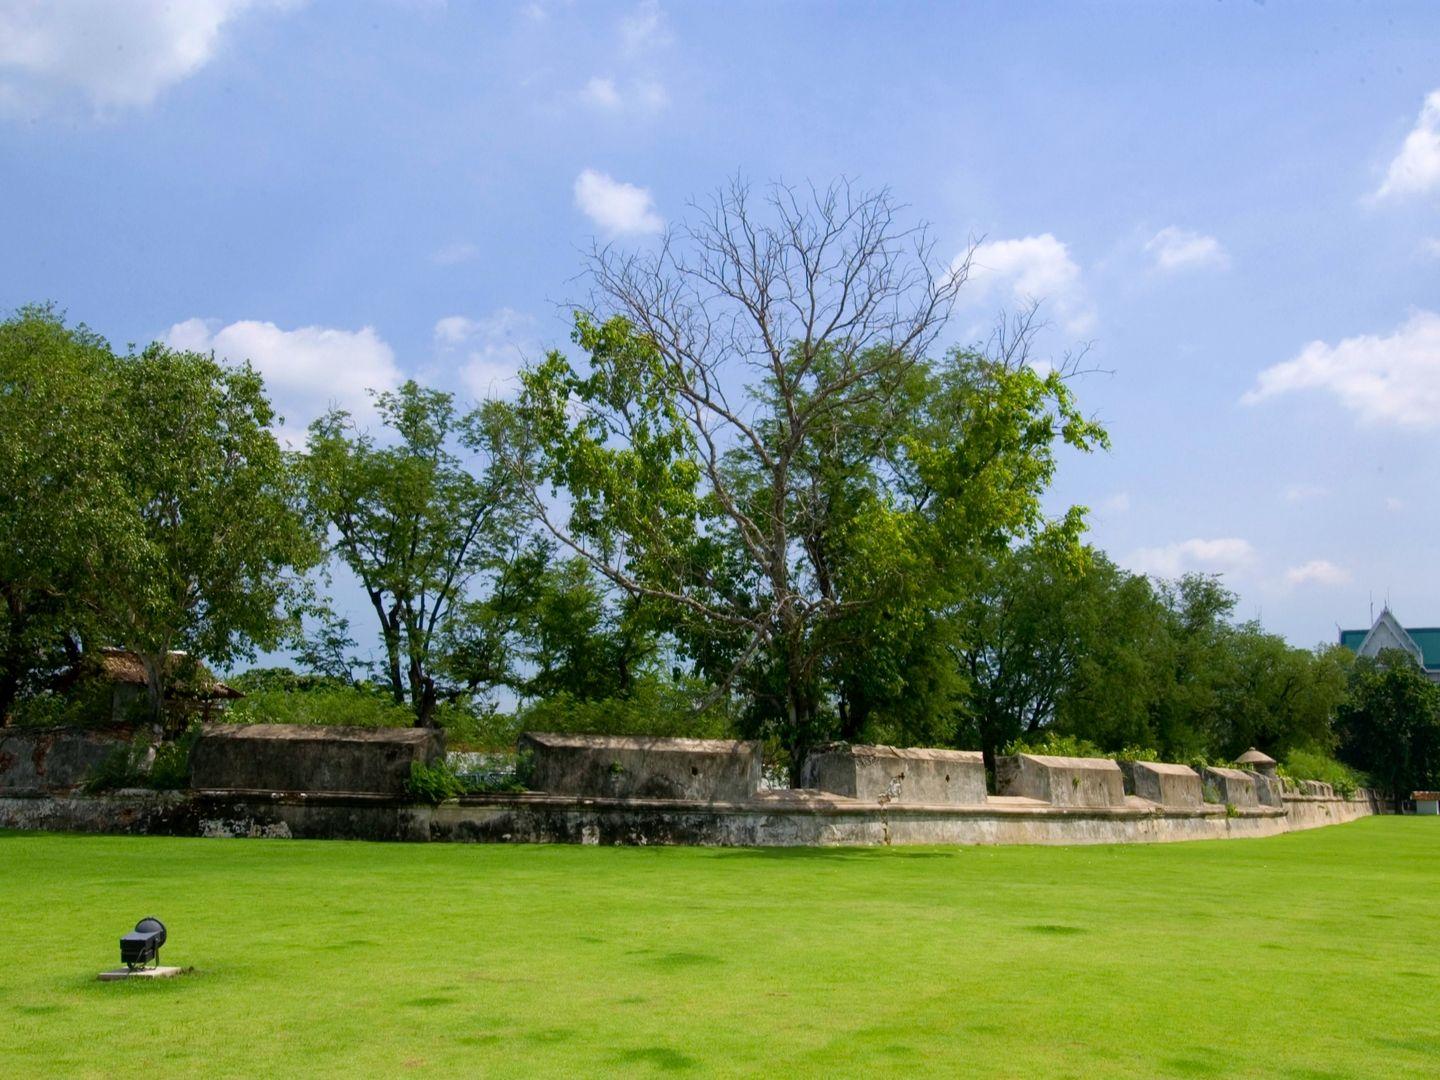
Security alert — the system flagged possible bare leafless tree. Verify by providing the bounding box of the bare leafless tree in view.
[511,178,972,757]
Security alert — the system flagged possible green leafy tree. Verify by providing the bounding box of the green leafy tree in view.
[510,180,1105,772]
[0,305,121,721]
[1142,574,1239,760]
[1211,632,1351,761]
[300,382,519,725]
[955,544,1162,762]
[1,310,314,723]
[453,541,660,703]
[953,552,1351,765]
[1335,649,1440,799]
[87,343,319,719]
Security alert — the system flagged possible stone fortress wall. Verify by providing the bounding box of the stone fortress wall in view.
[0,725,1386,846]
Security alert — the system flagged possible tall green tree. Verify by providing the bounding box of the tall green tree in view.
[451,541,660,703]
[955,544,1163,762]
[956,553,1352,765]
[90,344,319,719]
[0,305,120,720]
[1,309,313,723]
[1211,632,1350,761]
[301,382,519,725]
[1336,649,1440,799]
[510,180,1105,771]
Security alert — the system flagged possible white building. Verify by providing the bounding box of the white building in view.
[1339,608,1440,684]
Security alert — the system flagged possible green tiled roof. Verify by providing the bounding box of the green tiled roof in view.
[1412,629,1440,670]
[1340,625,1440,670]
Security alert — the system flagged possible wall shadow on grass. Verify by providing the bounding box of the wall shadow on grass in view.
[612,1047,698,1072]
[704,847,960,863]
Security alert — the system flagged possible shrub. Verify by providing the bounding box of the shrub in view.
[81,737,153,793]
[227,685,414,728]
[149,724,201,789]
[1111,745,1162,763]
[81,726,200,792]
[513,680,733,742]
[224,669,516,750]
[1279,747,1368,798]
[9,681,125,728]
[405,759,469,804]
[1001,732,1104,759]
[432,701,521,751]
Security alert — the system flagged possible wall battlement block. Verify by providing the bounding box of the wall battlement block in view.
[1244,770,1284,807]
[1200,766,1258,807]
[518,732,761,803]
[800,744,986,805]
[190,723,443,796]
[0,727,138,794]
[994,753,1125,807]
[1119,761,1203,807]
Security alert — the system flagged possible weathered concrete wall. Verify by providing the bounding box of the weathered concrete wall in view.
[0,727,138,794]
[1299,779,1335,798]
[1201,766,1258,807]
[995,754,1126,807]
[0,789,1380,846]
[1119,761,1203,807]
[1282,792,1384,830]
[189,723,443,796]
[800,744,986,805]
[519,732,761,803]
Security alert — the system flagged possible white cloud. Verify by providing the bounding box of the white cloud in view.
[1126,537,1256,579]
[1145,227,1229,272]
[963,233,1095,336]
[1284,560,1352,588]
[1242,309,1440,428]
[433,315,481,346]
[1375,90,1440,201]
[1385,496,1405,512]
[581,76,623,110]
[431,241,479,266]
[573,168,664,237]
[620,0,669,56]
[1099,492,1130,514]
[1282,483,1329,503]
[0,0,296,115]
[433,308,537,400]
[164,318,401,443]
[578,75,667,114]
[1421,238,1440,258]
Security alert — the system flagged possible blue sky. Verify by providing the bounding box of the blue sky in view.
[2,0,1438,654]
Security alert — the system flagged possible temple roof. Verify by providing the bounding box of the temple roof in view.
[1339,608,1440,671]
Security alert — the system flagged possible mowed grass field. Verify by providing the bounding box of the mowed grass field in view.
[2,818,1438,1078]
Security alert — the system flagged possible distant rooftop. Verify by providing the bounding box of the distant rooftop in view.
[1339,610,1440,672]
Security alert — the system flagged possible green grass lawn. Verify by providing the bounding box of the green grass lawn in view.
[3,818,1438,1078]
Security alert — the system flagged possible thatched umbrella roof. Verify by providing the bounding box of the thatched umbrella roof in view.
[1236,747,1276,767]
[94,648,243,700]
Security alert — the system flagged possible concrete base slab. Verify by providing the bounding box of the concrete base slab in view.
[97,966,184,981]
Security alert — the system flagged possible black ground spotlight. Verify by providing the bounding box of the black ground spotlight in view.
[120,917,167,971]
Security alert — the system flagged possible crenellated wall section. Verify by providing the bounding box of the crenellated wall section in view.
[0,728,1389,846]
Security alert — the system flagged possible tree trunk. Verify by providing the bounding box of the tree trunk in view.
[384,622,405,704]
[783,642,821,786]
[367,590,406,705]
[414,676,439,728]
[0,670,16,727]
[0,591,29,725]
[138,651,167,728]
